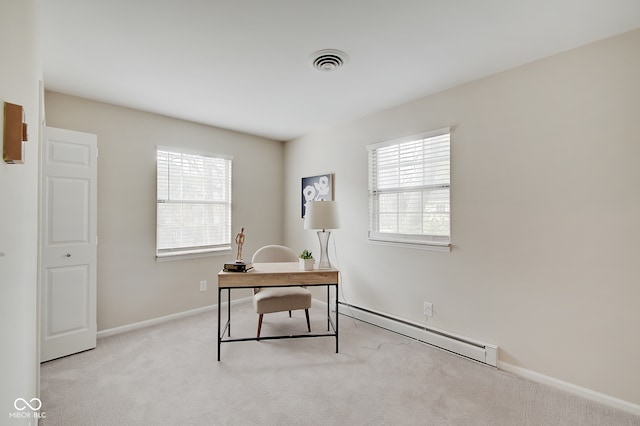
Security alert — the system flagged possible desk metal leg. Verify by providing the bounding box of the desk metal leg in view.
[335,284,339,353]
[217,287,221,361]
[218,288,232,361]
[227,288,231,337]
[326,286,330,331]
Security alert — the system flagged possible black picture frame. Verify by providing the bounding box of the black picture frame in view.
[301,173,333,218]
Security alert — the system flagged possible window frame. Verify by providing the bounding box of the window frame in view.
[156,146,233,260]
[367,127,451,251]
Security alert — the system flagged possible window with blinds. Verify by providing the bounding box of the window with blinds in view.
[156,148,232,258]
[367,128,450,247]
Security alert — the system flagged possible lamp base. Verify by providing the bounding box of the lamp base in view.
[316,230,332,269]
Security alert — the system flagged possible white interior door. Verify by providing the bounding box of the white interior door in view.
[40,126,97,362]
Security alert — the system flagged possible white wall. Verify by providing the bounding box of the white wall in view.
[44,93,284,330]
[0,0,41,421]
[284,29,640,405]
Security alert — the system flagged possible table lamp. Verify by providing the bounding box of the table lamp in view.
[304,200,340,269]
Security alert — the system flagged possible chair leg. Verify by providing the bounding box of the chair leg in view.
[289,310,292,318]
[257,314,263,341]
[305,309,310,332]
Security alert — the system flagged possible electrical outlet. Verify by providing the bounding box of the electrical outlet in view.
[200,280,207,292]
[423,302,433,317]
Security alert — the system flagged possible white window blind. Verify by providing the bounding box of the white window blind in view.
[156,148,232,258]
[368,128,450,247]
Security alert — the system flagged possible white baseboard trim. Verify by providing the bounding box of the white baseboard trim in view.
[499,361,640,417]
[97,297,252,339]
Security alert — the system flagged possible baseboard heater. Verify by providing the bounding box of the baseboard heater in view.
[337,301,498,367]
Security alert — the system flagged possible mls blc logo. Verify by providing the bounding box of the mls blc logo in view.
[9,398,46,420]
[14,398,41,411]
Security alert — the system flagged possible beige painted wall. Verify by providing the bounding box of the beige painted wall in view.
[284,29,640,405]
[0,0,41,418]
[44,93,284,330]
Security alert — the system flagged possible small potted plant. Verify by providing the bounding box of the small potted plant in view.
[299,249,314,270]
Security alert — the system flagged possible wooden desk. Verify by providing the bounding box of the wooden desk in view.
[217,262,339,361]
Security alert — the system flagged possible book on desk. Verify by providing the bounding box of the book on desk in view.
[223,262,253,272]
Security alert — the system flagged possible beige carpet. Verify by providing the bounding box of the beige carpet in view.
[40,302,639,425]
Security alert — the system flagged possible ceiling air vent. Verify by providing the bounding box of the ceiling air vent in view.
[310,49,348,72]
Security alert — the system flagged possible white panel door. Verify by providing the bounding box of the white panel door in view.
[41,126,97,362]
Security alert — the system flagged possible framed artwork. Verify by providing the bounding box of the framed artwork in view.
[301,173,333,218]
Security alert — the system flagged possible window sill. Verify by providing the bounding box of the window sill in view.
[368,238,451,252]
[156,247,231,262]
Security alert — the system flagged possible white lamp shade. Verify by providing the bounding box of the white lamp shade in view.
[304,201,340,230]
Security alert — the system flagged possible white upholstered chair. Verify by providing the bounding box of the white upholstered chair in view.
[251,245,312,340]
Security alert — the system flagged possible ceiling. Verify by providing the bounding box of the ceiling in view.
[40,0,640,141]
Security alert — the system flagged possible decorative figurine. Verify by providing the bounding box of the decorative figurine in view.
[235,227,245,262]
